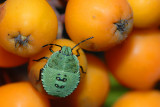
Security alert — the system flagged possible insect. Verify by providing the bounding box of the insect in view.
[33,37,94,97]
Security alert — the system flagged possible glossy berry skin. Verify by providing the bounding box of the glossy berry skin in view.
[41,46,80,97]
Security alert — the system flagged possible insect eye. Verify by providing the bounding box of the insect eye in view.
[56,77,60,81]
[63,78,67,82]
[55,84,59,88]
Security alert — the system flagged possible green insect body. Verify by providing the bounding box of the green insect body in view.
[42,46,80,97]
[33,37,93,98]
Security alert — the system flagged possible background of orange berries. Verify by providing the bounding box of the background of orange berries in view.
[0,0,160,107]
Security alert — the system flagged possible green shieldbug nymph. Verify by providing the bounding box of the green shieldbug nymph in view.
[33,37,94,97]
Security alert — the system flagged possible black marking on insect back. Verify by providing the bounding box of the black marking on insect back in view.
[56,77,67,82]
[55,84,59,88]
[114,19,128,34]
[63,78,67,82]
[60,86,65,88]
[55,84,65,89]
[14,34,30,48]
[56,77,60,81]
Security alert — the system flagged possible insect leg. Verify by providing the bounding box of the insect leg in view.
[76,48,80,57]
[33,57,48,62]
[36,68,43,82]
[49,45,54,53]
[80,66,86,74]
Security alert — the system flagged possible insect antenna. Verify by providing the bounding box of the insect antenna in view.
[71,36,94,50]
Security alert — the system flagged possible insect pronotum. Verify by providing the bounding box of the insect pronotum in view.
[33,37,94,97]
